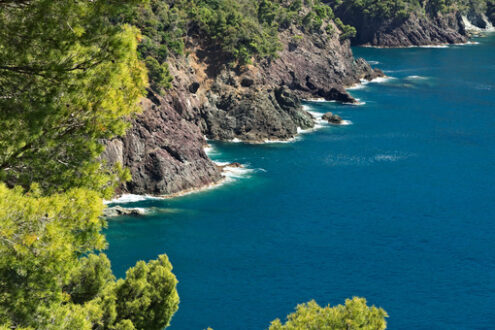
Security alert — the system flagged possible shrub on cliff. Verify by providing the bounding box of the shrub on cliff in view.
[269,297,388,330]
[126,0,349,93]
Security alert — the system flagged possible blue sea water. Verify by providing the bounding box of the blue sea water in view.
[106,35,495,329]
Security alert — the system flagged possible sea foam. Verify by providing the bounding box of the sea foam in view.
[105,194,160,204]
[348,76,395,90]
[214,161,259,182]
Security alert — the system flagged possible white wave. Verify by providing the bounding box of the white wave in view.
[418,44,449,48]
[264,137,298,143]
[374,154,407,162]
[131,207,149,214]
[369,76,394,83]
[222,165,254,180]
[214,161,257,181]
[350,76,395,90]
[105,194,160,205]
[368,60,380,65]
[162,161,258,198]
[107,162,258,201]
[297,126,319,134]
[305,98,337,104]
[405,75,428,81]
[343,98,366,106]
[230,138,242,143]
[307,110,328,125]
[306,110,353,126]
[347,83,367,90]
[203,144,216,156]
[325,152,412,166]
[213,161,230,166]
[306,98,328,102]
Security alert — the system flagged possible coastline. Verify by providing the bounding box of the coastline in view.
[105,159,255,206]
[104,30,487,205]
[105,94,376,206]
[357,34,491,49]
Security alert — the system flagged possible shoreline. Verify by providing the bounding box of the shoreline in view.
[105,30,485,204]
[356,38,486,49]
[105,161,255,204]
[106,97,361,205]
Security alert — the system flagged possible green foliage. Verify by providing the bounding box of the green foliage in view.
[114,255,180,330]
[335,17,357,40]
[328,0,415,20]
[0,1,180,329]
[145,57,174,93]
[128,0,340,71]
[269,297,388,330]
[328,0,488,24]
[0,0,147,197]
[0,185,180,329]
[66,254,116,304]
[187,0,281,64]
[0,183,105,326]
[427,0,456,13]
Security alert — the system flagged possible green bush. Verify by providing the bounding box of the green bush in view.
[270,298,388,330]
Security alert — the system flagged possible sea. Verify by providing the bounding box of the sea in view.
[105,34,495,329]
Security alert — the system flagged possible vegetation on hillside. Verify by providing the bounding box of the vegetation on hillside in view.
[326,0,492,25]
[124,0,355,94]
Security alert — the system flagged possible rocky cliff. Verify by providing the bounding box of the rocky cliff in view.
[329,1,495,47]
[345,11,467,47]
[103,18,382,196]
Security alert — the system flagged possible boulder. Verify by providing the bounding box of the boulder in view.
[322,112,343,124]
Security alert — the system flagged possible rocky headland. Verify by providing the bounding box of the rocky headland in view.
[328,0,494,47]
[103,15,383,197]
[103,0,493,199]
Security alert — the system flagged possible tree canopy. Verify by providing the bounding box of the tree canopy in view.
[270,298,388,330]
[0,0,147,197]
[0,1,179,329]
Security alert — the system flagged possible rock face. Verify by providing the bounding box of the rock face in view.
[335,10,468,47]
[103,18,383,196]
[102,97,222,196]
